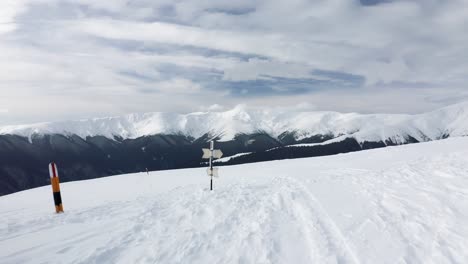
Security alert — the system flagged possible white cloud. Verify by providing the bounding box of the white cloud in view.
[198,104,226,112]
[0,0,27,34]
[155,78,202,94]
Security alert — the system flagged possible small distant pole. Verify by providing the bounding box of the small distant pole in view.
[146,167,149,175]
[202,140,223,191]
[49,162,64,213]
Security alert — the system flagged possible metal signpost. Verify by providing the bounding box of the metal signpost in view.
[202,140,223,191]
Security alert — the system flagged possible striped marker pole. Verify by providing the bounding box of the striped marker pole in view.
[49,162,64,213]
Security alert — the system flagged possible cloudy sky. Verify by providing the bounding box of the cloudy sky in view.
[0,0,467,125]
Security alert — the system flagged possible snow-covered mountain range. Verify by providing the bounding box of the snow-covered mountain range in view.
[1,102,468,144]
[1,101,468,196]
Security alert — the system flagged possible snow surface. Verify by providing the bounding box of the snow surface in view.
[1,137,468,263]
[213,152,252,163]
[1,102,468,143]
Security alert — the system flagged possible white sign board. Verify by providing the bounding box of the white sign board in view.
[202,148,211,159]
[201,148,223,159]
[207,167,219,177]
[212,149,223,159]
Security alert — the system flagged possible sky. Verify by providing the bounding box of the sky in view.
[0,0,468,125]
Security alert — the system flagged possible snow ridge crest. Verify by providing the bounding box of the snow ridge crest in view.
[1,102,468,143]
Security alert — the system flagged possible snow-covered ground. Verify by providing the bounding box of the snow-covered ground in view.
[1,137,468,263]
[213,152,252,163]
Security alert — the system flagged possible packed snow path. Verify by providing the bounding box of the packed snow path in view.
[1,138,468,263]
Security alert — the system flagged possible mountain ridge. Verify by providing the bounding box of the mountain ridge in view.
[1,102,468,144]
[1,101,468,195]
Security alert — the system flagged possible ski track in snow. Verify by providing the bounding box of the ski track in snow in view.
[1,178,358,264]
[1,138,468,263]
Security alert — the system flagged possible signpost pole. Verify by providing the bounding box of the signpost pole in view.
[209,140,214,191]
[201,140,222,191]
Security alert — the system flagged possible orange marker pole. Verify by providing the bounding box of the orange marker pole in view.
[49,162,64,213]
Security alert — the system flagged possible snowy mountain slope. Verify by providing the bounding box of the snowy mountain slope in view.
[1,137,467,263]
[213,152,252,163]
[1,102,468,144]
